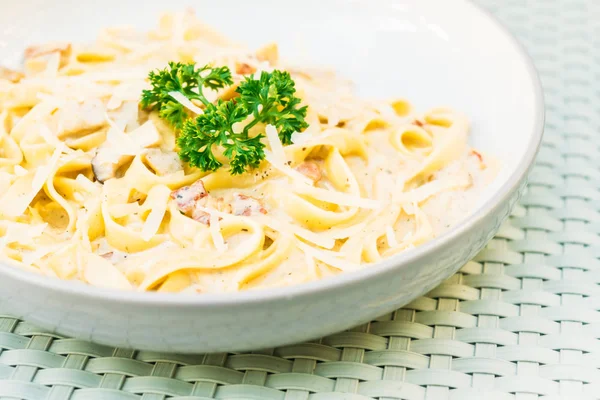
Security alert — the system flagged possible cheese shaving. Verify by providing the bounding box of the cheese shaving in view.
[168,91,204,114]
[265,124,286,165]
[141,185,171,241]
[0,145,62,217]
[297,241,359,272]
[264,150,313,186]
[209,213,227,252]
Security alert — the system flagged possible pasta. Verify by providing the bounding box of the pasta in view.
[0,10,498,293]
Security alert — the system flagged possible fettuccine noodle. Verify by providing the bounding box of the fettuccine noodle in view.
[0,10,498,293]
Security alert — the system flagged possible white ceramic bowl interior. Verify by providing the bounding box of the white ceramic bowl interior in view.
[0,0,543,352]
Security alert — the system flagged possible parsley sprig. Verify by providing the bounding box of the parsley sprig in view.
[140,62,308,175]
[140,62,233,130]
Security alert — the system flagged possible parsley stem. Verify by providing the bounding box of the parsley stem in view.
[194,77,210,106]
[242,118,261,137]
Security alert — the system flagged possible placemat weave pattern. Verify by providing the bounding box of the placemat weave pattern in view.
[1,0,599,399]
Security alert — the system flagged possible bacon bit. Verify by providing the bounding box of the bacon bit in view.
[170,180,207,213]
[296,161,322,183]
[470,149,486,169]
[235,62,256,75]
[173,184,267,225]
[0,66,24,83]
[24,42,72,67]
[191,209,211,225]
[413,119,424,127]
[232,194,267,216]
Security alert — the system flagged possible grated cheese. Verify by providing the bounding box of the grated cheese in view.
[385,226,398,248]
[291,130,313,145]
[168,91,204,115]
[257,216,335,250]
[75,174,101,194]
[109,203,141,218]
[141,186,171,241]
[304,252,318,280]
[320,222,368,240]
[209,212,227,252]
[13,165,28,176]
[43,52,61,78]
[0,145,62,218]
[264,150,313,186]
[395,176,471,204]
[290,183,382,209]
[0,222,47,247]
[265,124,286,165]
[297,241,360,272]
[21,243,63,267]
[0,172,13,193]
[83,252,132,290]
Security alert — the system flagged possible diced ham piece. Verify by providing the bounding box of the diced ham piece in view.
[91,120,161,183]
[231,193,267,217]
[191,209,211,225]
[58,98,106,138]
[295,161,322,183]
[171,181,267,225]
[191,196,232,225]
[170,180,207,213]
[192,208,210,225]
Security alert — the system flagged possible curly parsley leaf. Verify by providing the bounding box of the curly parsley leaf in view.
[178,100,265,175]
[237,70,308,145]
[140,62,233,130]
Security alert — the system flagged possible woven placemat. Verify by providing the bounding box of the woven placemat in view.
[1,0,599,399]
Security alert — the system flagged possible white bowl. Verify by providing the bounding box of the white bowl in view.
[0,0,543,352]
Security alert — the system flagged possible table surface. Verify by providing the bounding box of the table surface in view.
[1,0,600,399]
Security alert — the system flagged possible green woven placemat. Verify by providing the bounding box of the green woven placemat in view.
[1,0,600,399]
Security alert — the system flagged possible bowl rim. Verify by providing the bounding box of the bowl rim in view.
[0,0,545,307]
